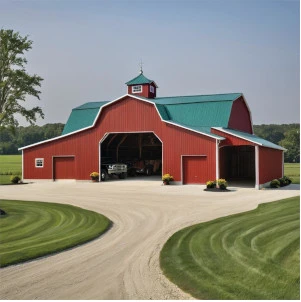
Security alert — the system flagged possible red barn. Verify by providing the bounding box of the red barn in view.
[19,72,285,189]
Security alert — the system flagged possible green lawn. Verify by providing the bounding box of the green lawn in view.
[0,200,111,267]
[284,163,300,184]
[0,154,22,174]
[160,197,300,300]
[0,155,22,184]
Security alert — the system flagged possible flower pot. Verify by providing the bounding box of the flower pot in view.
[163,180,170,185]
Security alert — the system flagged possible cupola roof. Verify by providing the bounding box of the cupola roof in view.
[125,73,158,87]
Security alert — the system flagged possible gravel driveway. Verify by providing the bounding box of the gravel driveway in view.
[0,179,299,300]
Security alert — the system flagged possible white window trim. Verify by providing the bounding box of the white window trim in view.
[35,158,44,168]
[150,85,154,93]
[132,85,142,93]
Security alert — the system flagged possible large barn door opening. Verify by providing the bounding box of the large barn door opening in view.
[182,156,208,184]
[53,156,75,180]
[100,132,162,181]
[219,146,255,185]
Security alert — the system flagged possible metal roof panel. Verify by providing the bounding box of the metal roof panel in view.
[153,93,242,105]
[125,73,157,86]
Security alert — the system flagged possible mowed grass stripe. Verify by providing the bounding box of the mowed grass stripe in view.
[0,200,111,267]
[160,197,300,300]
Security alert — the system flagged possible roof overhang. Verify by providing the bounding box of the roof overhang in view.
[212,127,286,151]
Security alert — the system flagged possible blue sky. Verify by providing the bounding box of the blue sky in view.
[1,0,300,125]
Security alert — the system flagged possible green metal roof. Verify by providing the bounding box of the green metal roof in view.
[215,128,286,150]
[125,73,157,86]
[20,92,283,151]
[153,93,241,105]
[74,101,109,110]
[62,94,242,138]
[161,101,233,127]
[62,101,108,135]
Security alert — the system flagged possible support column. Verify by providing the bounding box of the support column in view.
[255,146,259,189]
[216,140,220,180]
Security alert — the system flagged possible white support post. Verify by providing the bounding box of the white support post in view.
[216,141,220,181]
[255,146,259,189]
[21,150,24,181]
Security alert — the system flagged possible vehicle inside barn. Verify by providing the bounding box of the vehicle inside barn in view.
[100,132,162,180]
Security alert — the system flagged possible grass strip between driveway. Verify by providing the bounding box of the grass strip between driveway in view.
[160,196,300,300]
[0,200,111,267]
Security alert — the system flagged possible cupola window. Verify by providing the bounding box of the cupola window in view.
[132,85,142,93]
[150,85,154,93]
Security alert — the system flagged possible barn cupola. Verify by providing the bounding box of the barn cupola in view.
[125,68,158,99]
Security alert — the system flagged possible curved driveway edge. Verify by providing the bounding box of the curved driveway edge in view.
[0,181,299,300]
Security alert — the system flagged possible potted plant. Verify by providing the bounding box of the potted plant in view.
[90,172,99,182]
[162,173,174,185]
[217,178,228,190]
[206,180,216,189]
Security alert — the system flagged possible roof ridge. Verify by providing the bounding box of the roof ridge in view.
[159,100,234,106]
[155,93,242,100]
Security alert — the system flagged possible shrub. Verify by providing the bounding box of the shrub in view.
[278,177,286,187]
[270,179,280,188]
[10,175,21,184]
[217,179,228,190]
[282,176,292,185]
[206,180,216,189]
[277,176,292,187]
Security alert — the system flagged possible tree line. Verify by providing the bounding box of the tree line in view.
[0,123,64,154]
[253,123,299,163]
[0,123,299,163]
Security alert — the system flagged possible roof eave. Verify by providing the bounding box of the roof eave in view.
[212,127,286,151]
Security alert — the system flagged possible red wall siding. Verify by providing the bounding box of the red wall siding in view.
[228,97,253,133]
[259,148,283,184]
[23,96,216,182]
[211,128,256,147]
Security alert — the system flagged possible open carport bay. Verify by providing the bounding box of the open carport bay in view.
[101,132,162,178]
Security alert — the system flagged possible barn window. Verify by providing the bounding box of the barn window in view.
[132,85,142,93]
[150,85,154,93]
[35,158,44,168]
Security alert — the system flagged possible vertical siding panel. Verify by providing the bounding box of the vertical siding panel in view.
[228,97,253,133]
[259,148,283,184]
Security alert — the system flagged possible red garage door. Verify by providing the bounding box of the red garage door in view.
[183,156,207,184]
[53,157,75,180]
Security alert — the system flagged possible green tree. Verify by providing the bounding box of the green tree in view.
[279,129,300,163]
[0,29,44,130]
